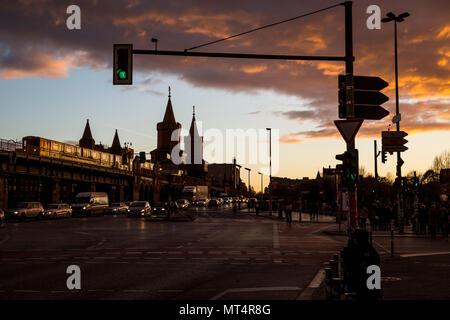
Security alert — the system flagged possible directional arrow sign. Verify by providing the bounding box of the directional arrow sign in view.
[382,145,408,153]
[353,76,389,90]
[382,137,408,146]
[354,105,389,120]
[334,119,364,144]
[338,75,390,120]
[382,131,408,138]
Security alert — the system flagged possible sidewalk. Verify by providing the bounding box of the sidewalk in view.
[244,209,336,223]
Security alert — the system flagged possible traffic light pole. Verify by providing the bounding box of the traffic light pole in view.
[344,1,358,231]
[394,19,404,233]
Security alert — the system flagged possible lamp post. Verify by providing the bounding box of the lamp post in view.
[258,172,263,195]
[244,167,251,195]
[266,128,272,215]
[382,11,410,234]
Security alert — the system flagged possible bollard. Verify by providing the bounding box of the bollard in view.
[390,229,394,257]
[325,268,332,300]
[333,254,339,275]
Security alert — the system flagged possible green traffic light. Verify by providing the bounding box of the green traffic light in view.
[117,69,127,80]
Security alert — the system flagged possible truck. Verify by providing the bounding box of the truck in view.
[181,186,209,204]
[71,192,109,216]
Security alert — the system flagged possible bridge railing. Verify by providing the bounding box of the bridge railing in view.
[0,139,22,151]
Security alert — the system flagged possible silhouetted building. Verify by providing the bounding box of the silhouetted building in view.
[110,129,122,155]
[79,119,95,149]
[151,87,182,163]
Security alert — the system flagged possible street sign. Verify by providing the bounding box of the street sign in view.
[382,137,408,146]
[334,119,364,144]
[382,131,408,138]
[382,130,408,153]
[338,75,390,120]
[382,145,408,153]
[353,76,388,90]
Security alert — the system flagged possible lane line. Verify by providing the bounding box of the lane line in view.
[297,268,325,300]
[400,251,450,258]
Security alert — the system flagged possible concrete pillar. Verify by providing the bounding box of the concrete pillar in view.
[51,180,61,204]
[119,186,125,202]
[0,175,8,209]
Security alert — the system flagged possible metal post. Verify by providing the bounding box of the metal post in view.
[267,128,272,216]
[344,1,357,231]
[393,19,404,234]
[374,140,378,181]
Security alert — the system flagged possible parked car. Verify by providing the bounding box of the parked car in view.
[128,201,152,217]
[108,202,129,215]
[6,202,44,221]
[152,202,167,215]
[44,203,72,218]
[71,192,109,216]
[176,199,190,210]
[0,208,5,224]
[196,198,209,207]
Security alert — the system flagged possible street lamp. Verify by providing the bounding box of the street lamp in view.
[382,11,409,234]
[266,128,272,215]
[258,172,263,195]
[244,167,251,195]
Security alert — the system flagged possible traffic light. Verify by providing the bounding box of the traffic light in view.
[346,149,359,182]
[413,176,419,188]
[338,74,353,118]
[336,149,359,185]
[113,44,133,85]
[381,150,387,163]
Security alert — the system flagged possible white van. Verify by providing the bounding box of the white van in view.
[71,192,109,216]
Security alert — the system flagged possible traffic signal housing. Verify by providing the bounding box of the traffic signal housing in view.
[335,149,359,185]
[113,44,133,85]
[381,151,387,163]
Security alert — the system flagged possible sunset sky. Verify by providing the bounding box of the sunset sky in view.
[0,0,449,191]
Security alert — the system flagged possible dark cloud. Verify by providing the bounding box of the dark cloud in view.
[0,0,449,141]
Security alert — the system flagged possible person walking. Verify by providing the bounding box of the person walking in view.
[429,202,439,239]
[418,203,428,234]
[359,203,369,230]
[285,201,293,224]
[438,202,448,239]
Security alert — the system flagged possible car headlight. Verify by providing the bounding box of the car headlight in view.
[82,206,86,210]
[140,209,145,213]
[113,208,117,212]
[13,211,19,215]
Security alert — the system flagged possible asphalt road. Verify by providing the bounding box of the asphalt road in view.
[0,206,345,300]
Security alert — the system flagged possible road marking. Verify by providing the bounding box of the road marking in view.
[211,286,301,300]
[400,251,450,258]
[273,223,280,249]
[123,289,146,293]
[14,290,40,293]
[372,240,391,255]
[297,268,325,300]
[158,289,184,293]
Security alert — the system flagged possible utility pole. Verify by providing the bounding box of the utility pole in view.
[244,167,251,195]
[374,140,379,181]
[266,128,272,216]
[343,1,357,231]
[382,11,410,234]
[258,172,263,195]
